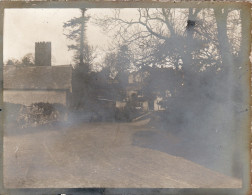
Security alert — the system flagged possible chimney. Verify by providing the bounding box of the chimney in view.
[35,42,51,66]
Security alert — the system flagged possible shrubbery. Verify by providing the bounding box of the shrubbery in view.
[16,102,66,128]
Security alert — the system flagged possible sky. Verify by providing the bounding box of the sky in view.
[3,8,112,65]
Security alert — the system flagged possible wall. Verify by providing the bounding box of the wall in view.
[35,42,51,66]
[154,96,165,111]
[116,101,126,109]
[4,90,67,106]
[142,101,148,111]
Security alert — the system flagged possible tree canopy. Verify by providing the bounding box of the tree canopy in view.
[63,8,96,70]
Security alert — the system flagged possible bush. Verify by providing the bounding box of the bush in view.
[17,102,66,128]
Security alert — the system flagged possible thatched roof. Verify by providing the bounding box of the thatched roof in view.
[4,65,72,91]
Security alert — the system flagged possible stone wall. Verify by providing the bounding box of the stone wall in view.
[35,42,51,66]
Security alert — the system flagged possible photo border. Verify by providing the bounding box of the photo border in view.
[0,1,251,194]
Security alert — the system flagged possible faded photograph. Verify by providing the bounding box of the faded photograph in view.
[3,5,250,188]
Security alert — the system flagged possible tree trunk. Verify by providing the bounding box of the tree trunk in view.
[79,8,86,67]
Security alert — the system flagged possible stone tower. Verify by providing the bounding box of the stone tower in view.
[35,42,51,66]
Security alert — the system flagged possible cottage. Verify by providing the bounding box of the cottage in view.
[126,72,149,111]
[3,65,72,106]
[4,41,72,107]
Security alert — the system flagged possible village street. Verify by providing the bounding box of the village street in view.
[4,119,241,188]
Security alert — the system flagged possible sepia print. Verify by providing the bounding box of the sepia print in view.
[0,1,251,195]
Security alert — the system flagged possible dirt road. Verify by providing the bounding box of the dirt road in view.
[4,120,241,188]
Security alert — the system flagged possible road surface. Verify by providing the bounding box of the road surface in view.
[4,120,242,188]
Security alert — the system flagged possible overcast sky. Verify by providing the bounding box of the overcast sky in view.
[3,8,112,65]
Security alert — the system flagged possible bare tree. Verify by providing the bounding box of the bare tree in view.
[96,8,220,71]
[5,58,20,66]
[5,53,35,66]
[95,7,246,177]
[21,53,35,66]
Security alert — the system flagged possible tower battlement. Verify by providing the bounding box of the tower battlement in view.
[35,42,51,66]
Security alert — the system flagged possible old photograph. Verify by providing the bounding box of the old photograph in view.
[2,2,251,191]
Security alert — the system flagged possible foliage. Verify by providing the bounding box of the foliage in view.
[6,58,20,66]
[17,103,66,128]
[21,53,35,66]
[5,53,35,66]
[64,9,98,109]
[63,8,96,69]
[96,9,220,70]
[96,8,243,102]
